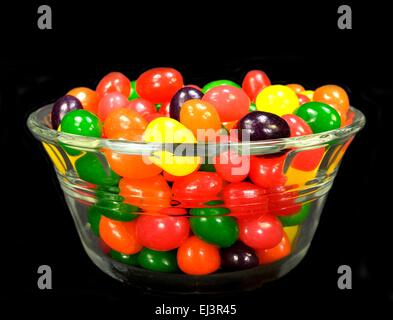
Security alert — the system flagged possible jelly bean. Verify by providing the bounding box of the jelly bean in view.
[256,233,291,264]
[144,112,162,123]
[99,217,142,255]
[297,93,310,105]
[295,101,341,133]
[60,109,102,156]
[51,95,83,130]
[88,205,101,236]
[143,117,200,176]
[313,85,350,122]
[89,200,139,222]
[238,214,283,250]
[267,186,301,216]
[190,207,238,248]
[278,202,311,226]
[242,70,271,102]
[96,72,131,98]
[249,154,287,189]
[136,68,184,104]
[127,98,156,118]
[170,86,204,121]
[137,248,178,273]
[180,99,221,139]
[284,225,298,244]
[135,215,190,251]
[286,84,305,94]
[282,114,325,171]
[67,87,99,114]
[110,249,138,265]
[158,207,188,216]
[104,132,162,180]
[119,175,172,211]
[256,85,299,116]
[285,166,318,187]
[103,108,147,138]
[213,136,250,182]
[158,101,171,117]
[199,162,216,172]
[237,111,290,141]
[172,172,223,206]
[128,80,139,100]
[222,182,268,215]
[220,241,259,271]
[202,85,250,122]
[202,80,241,93]
[249,102,257,111]
[95,185,123,202]
[75,152,120,186]
[97,92,129,121]
[300,90,314,101]
[177,236,220,275]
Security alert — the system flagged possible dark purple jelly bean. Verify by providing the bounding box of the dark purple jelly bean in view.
[237,111,290,141]
[169,86,204,121]
[51,95,83,129]
[220,241,259,271]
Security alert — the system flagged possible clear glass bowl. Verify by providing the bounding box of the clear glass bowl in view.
[27,104,365,293]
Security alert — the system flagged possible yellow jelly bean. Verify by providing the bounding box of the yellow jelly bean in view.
[286,166,319,187]
[42,142,81,175]
[300,90,314,101]
[284,225,298,244]
[256,85,299,116]
[143,117,200,176]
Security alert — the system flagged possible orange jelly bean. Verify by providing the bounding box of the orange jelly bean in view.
[286,84,305,94]
[179,99,221,140]
[256,233,291,264]
[104,108,147,138]
[119,175,172,212]
[313,85,350,123]
[104,131,162,179]
[177,236,221,275]
[99,217,142,255]
[67,87,99,114]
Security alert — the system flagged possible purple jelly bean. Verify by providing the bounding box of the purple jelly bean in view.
[220,241,259,271]
[238,111,290,141]
[51,95,83,129]
[169,86,204,121]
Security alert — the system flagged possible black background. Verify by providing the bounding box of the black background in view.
[1,0,392,315]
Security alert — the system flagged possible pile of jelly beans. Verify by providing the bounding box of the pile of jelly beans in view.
[50,68,353,275]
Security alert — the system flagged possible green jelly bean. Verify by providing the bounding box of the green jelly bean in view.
[137,248,178,273]
[87,206,101,236]
[75,153,120,186]
[60,109,102,156]
[190,207,230,216]
[295,101,341,133]
[155,103,161,111]
[278,203,311,226]
[96,185,124,202]
[90,200,139,222]
[110,250,138,265]
[249,102,257,112]
[202,80,241,93]
[128,80,139,100]
[190,207,238,247]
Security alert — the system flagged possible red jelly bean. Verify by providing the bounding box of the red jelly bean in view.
[238,214,283,250]
[127,98,156,118]
[96,72,131,98]
[242,70,271,102]
[177,236,221,275]
[136,215,190,251]
[256,232,291,264]
[136,68,184,104]
[249,154,287,189]
[268,186,301,216]
[97,92,129,121]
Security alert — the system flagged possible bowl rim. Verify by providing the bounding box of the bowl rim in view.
[27,104,366,155]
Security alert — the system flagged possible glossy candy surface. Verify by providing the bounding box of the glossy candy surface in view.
[97,92,129,121]
[96,72,131,98]
[177,236,221,275]
[242,70,271,102]
[67,87,99,114]
[51,95,83,129]
[256,85,299,116]
[202,85,250,122]
[256,233,291,264]
[103,108,147,138]
[127,98,156,118]
[202,80,240,93]
[249,154,287,189]
[237,111,290,141]
[137,248,178,272]
[170,87,204,121]
[136,68,183,104]
[313,85,349,122]
[295,101,341,133]
[220,241,259,271]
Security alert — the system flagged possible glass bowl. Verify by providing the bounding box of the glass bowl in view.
[27,104,365,293]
